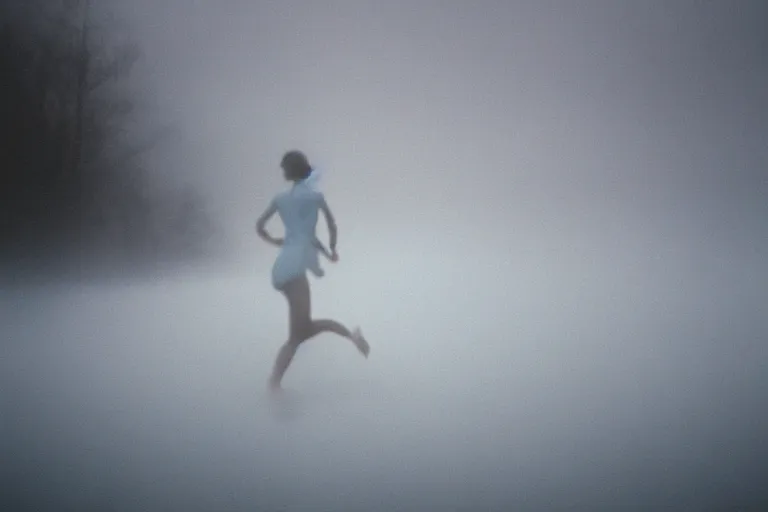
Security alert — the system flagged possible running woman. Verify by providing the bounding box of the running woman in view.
[256,150,370,392]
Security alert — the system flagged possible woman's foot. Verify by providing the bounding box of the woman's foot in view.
[351,327,370,358]
[268,377,282,393]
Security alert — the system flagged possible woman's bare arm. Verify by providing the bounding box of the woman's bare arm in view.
[319,196,337,255]
[255,200,283,247]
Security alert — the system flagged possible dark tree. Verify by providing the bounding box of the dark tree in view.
[0,1,216,271]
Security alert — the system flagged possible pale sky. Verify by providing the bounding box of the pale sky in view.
[108,0,766,256]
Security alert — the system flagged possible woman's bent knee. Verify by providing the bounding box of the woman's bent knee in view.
[290,321,313,344]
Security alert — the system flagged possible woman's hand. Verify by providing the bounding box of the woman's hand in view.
[256,200,280,246]
[313,239,338,262]
[263,234,283,247]
[256,224,283,247]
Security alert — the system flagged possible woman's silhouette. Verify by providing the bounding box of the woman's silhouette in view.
[256,150,369,392]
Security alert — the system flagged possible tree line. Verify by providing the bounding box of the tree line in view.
[0,0,217,271]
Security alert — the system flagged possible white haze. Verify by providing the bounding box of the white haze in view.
[3,229,767,509]
[3,0,768,509]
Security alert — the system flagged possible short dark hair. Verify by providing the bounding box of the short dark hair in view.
[281,150,312,181]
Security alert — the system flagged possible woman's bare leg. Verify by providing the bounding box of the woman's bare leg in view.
[306,319,369,357]
[268,277,309,390]
[268,341,299,391]
[268,275,369,391]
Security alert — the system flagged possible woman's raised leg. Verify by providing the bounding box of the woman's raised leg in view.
[268,275,369,391]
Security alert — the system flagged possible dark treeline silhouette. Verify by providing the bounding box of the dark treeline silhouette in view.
[0,1,217,275]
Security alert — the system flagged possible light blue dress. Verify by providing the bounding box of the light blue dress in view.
[270,180,326,289]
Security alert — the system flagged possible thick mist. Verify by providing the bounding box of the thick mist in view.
[3,1,767,510]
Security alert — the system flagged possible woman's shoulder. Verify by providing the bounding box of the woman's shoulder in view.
[294,181,325,199]
[272,189,290,203]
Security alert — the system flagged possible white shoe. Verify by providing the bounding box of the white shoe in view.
[351,327,370,358]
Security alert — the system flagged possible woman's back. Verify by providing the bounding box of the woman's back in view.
[274,182,323,246]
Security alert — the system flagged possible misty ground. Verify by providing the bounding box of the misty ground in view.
[2,230,767,511]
